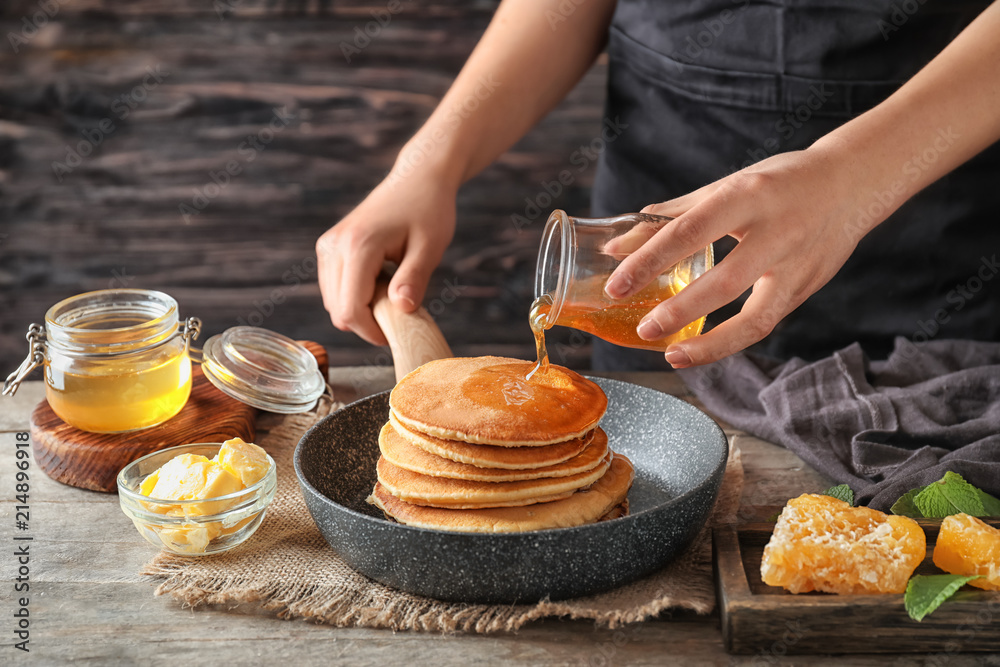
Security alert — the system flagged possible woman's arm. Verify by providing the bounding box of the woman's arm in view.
[606,1,1000,367]
[318,0,617,345]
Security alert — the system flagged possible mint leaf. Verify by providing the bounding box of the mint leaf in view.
[912,483,954,518]
[977,489,1000,517]
[905,574,982,622]
[914,472,985,518]
[823,484,854,506]
[891,487,923,518]
[938,472,987,514]
[890,472,1000,518]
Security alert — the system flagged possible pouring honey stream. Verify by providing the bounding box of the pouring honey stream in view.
[527,295,553,380]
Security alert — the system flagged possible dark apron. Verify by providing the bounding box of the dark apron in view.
[591,0,1000,370]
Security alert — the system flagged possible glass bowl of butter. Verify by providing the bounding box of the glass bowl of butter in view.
[117,438,277,556]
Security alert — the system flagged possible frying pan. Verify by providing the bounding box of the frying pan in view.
[294,287,728,604]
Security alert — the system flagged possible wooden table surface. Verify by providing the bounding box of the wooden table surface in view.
[1,368,995,666]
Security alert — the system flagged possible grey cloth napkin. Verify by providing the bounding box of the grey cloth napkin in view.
[678,337,1000,510]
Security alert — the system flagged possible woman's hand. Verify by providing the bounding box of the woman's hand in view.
[605,145,869,368]
[315,0,618,347]
[607,3,1000,369]
[317,174,457,346]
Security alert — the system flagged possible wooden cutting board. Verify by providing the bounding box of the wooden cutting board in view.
[714,509,1000,655]
[30,341,328,493]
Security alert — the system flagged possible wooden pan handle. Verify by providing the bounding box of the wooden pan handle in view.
[372,281,453,381]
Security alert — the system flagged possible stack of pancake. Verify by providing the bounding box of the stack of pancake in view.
[368,356,634,533]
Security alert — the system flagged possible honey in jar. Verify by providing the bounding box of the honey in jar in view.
[45,344,193,434]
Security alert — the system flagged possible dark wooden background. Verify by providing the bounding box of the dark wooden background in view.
[0,0,607,379]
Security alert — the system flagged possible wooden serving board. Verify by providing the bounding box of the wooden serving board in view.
[30,341,328,493]
[714,510,1000,655]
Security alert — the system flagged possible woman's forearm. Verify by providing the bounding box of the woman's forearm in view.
[813,1,1000,236]
[389,0,618,191]
[602,2,1000,367]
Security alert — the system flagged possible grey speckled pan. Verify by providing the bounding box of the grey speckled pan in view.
[294,376,728,605]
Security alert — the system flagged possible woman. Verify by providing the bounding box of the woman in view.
[317,0,1000,369]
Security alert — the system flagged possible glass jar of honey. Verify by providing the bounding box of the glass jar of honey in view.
[533,209,714,351]
[4,289,201,433]
[4,289,327,433]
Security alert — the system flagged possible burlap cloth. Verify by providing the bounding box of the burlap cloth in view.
[141,397,744,633]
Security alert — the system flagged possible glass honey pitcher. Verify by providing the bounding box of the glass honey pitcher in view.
[532,210,714,351]
[4,288,327,433]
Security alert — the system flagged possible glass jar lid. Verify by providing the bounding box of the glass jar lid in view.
[199,327,326,414]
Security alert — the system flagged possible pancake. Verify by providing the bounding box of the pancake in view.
[379,422,609,482]
[368,453,635,533]
[388,411,592,469]
[375,452,612,509]
[389,356,608,446]
[378,493,629,524]
[598,498,629,522]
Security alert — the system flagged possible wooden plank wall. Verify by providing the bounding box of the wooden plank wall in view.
[0,0,608,377]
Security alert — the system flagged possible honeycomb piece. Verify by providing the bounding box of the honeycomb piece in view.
[932,513,1000,591]
[761,494,926,594]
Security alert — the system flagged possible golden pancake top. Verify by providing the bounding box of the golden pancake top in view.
[368,453,635,533]
[375,452,612,509]
[388,411,593,470]
[389,356,608,446]
[379,422,609,482]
